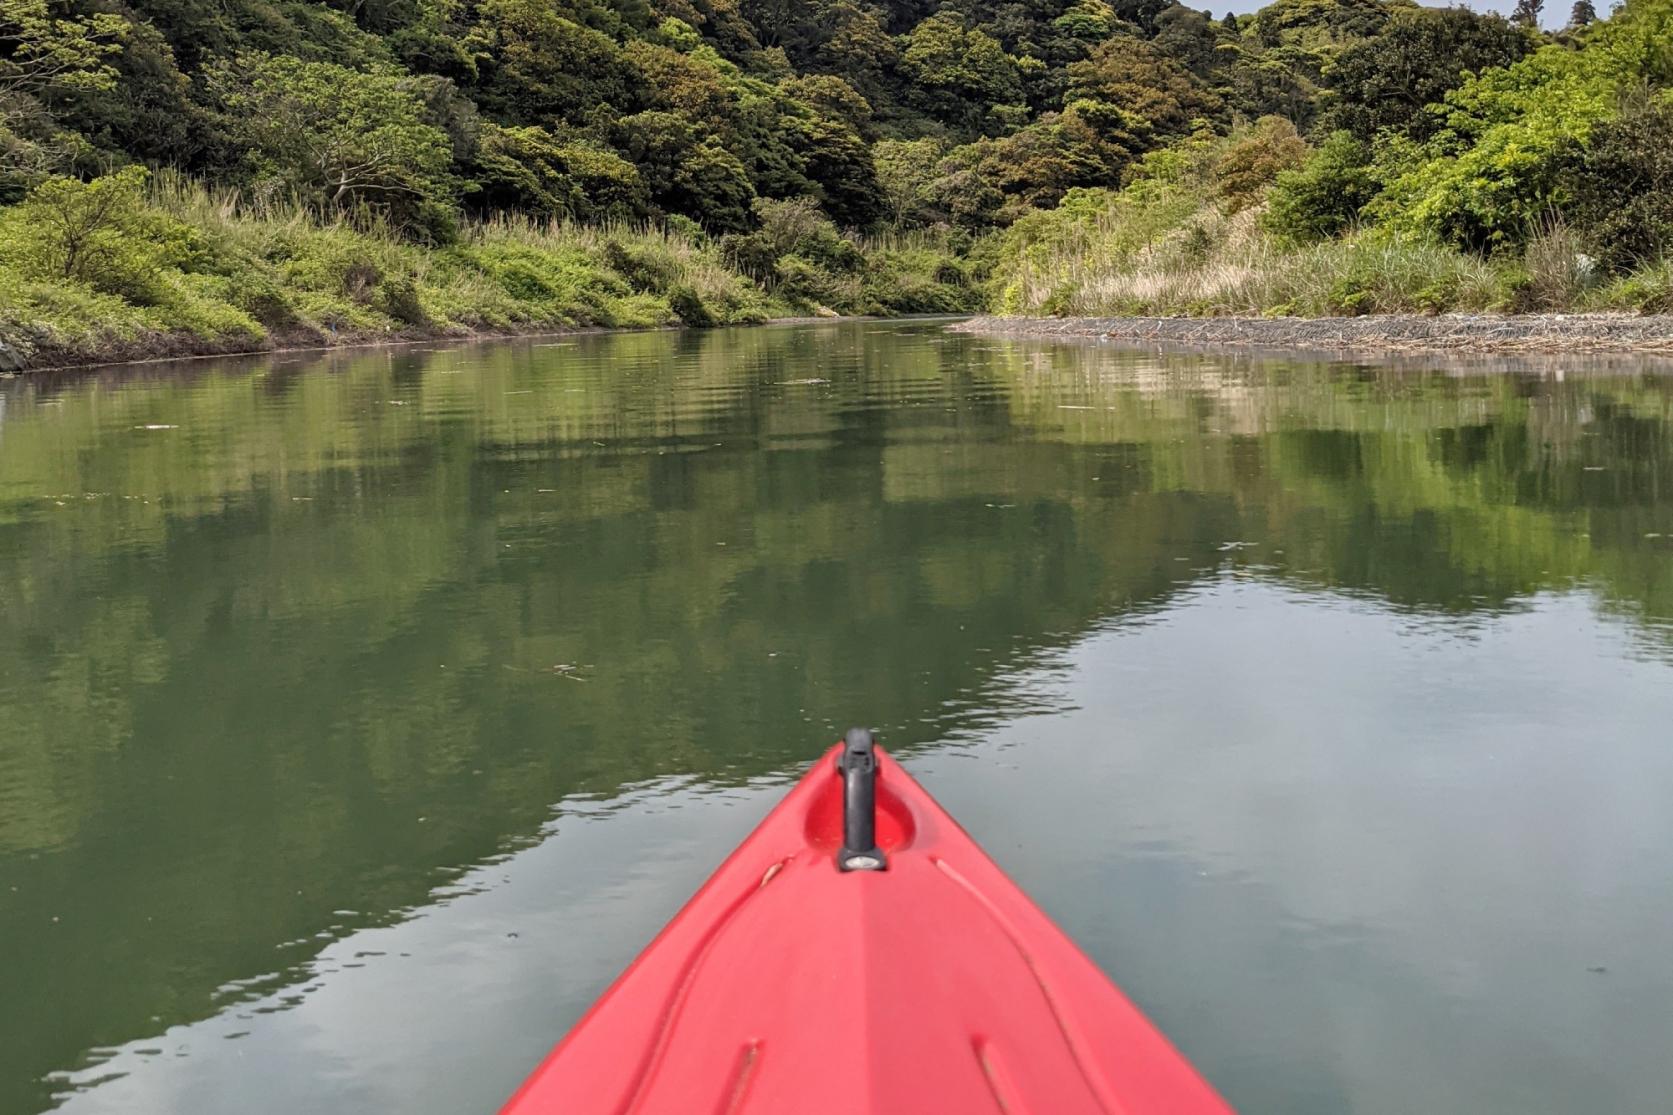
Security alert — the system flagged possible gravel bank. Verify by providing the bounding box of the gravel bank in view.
[952,314,1673,355]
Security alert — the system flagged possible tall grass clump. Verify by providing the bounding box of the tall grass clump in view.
[1507,218,1602,311]
[1586,258,1673,313]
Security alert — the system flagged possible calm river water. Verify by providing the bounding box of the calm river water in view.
[4,320,1673,1113]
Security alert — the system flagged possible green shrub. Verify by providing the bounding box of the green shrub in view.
[1368,0,1673,249]
[1588,258,1673,313]
[1264,132,1378,243]
[0,168,204,303]
[374,273,430,326]
[664,214,705,244]
[1212,116,1307,214]
[0,171,821,359]
[667,284,716,326]
[859,236,980,314]
[465,238,632,324]
[724,197,862,283]
[603,238,681,294]
[1562,95,1673,271]
[153,272,267,341]
[0,266,152,356]
[228,271,302,326]
[773,254,836,306]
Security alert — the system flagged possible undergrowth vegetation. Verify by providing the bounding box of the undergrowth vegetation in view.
[987,0,1673,319]
[988,132,1514,317]
[8,0,1673,365]
[0,173,977,366]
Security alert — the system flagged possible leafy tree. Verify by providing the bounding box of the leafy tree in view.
[1113,0,1172,32]
[747,0,892,88]
[1371,0,1673,249]
[1211,115,1306,212]
[910,91,1161,230]
[1,93,85,197]
[1569,0,1598,24]
[729,92,814,199]
[42,17,199,166]
[205,52,453,220]
[1251,0,1391,47]
[873,136,946,226]
[1324,7,1531,140]
[1513,0,1544,28]
[899,12,1023,130]
[465,123,648,221]
[724,194,859,283]
[386,0,478,80]
[1150,4,1219,77]
[1052,0,1119,43]
[793,114,884,229]
[0,0,128,96]
[242,4,391,69]
[1263,129,1377,241]
[922,140,1007,228]
[813,1,896,101]
[465,0,634,126]
[780,73,874,138]
[1220,43,1324,124]
[626,40,734,128]
[1561,95,1673,270]
[985,120,1103,220]
[1222,0,1399,124]
[739,0,814,53]
[1065,35,1219,138]
[612,110,756,230]
[6,163,146,280]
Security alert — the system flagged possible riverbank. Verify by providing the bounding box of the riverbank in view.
[0,322,641,376]
[0,173,978,376]
[952,314,1673,356]
[1,314,898,377]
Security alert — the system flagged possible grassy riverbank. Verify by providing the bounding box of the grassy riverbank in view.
[0,173,977,371]
[981,127,1673,323]
[975,0,1673,324]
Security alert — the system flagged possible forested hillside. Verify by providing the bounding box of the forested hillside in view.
[2,0,1671,366]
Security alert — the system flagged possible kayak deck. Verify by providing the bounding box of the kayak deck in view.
[502,736,1230,1114]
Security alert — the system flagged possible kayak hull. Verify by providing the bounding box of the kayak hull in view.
[502,744,1231,1114]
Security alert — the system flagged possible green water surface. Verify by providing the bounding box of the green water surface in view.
[3,321,1672,1113]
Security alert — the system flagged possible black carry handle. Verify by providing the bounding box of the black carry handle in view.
[836,728,886,872]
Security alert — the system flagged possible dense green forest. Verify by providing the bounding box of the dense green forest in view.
[2,0,1672,365]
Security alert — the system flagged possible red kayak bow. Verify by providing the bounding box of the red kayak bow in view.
[502,731,1231,1114]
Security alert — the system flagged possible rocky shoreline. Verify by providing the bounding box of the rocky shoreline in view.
[951,314,1673,356]
[0,315,876,376]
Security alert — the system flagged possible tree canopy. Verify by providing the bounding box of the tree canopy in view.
[3,0,1673,295]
